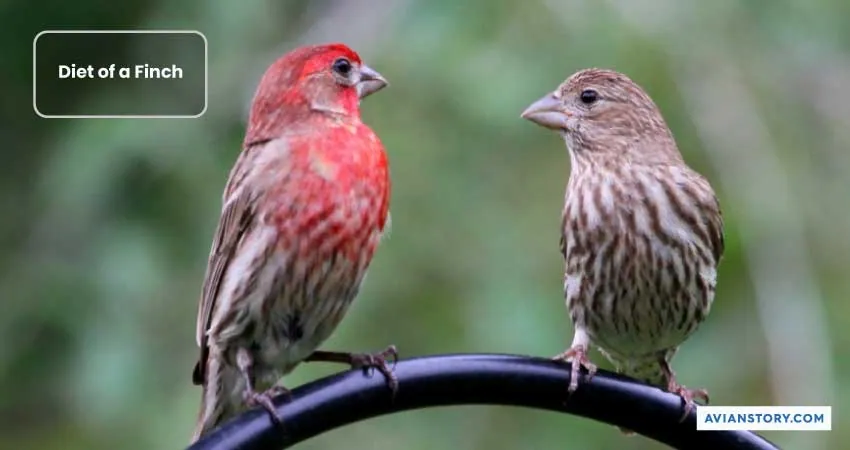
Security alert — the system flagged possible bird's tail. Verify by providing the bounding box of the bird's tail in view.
[190,356,242,444]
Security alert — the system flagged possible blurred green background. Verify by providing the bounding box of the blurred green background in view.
[2,0,848,449]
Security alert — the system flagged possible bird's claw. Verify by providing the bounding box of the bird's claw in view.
[668,380,710,422]
[349,345,399,397]
[265,385,292,400]
[306,346,399,398]
[243,387,287,426]
[553,345,597,394]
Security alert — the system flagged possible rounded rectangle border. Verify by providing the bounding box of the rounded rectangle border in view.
[33,30,208,119]
[696,405,832,431]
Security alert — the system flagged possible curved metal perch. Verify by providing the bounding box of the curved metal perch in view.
[186,353,778,450]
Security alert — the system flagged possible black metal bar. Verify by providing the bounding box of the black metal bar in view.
[186,353,779,450]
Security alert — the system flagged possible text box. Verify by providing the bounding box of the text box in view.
[33,30,207,118]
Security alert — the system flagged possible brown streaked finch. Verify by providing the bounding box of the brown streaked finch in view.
[191,43,396,442]
[521,68,724,429]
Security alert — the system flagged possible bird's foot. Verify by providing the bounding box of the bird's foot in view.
[236,347,287,427]
[668,379,710,422]
[307,345,399,397]
[264,384,292,400]
[243,386,287,426]
[349,345,399,395]
[553,345,597,393]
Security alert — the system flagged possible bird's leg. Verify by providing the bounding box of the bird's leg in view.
[553,329,597,393]
[659,357,709,422]
[236,348,285,425]
[553,346,597,393]
[306,345,399,396]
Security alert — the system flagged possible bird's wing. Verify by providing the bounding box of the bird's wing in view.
[193,186,256,385]
[707,193,725,265]
[686,171,725,265]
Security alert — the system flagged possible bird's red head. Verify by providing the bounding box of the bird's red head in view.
[245,43,388,145]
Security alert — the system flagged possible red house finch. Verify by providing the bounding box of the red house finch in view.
[191,43,395,442]
[521,69,724,424]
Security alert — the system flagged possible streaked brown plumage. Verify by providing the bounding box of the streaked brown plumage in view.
[521,69,724,425]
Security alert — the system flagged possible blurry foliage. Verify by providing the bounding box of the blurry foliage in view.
[1,0,849,449]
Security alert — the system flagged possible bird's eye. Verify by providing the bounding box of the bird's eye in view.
[332,58,352,76]
[579,89,599,105]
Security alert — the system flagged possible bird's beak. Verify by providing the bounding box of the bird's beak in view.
[521,94,569,130]
[357,64,388,99]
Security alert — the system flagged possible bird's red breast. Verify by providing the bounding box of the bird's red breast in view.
[269,123,389,260]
